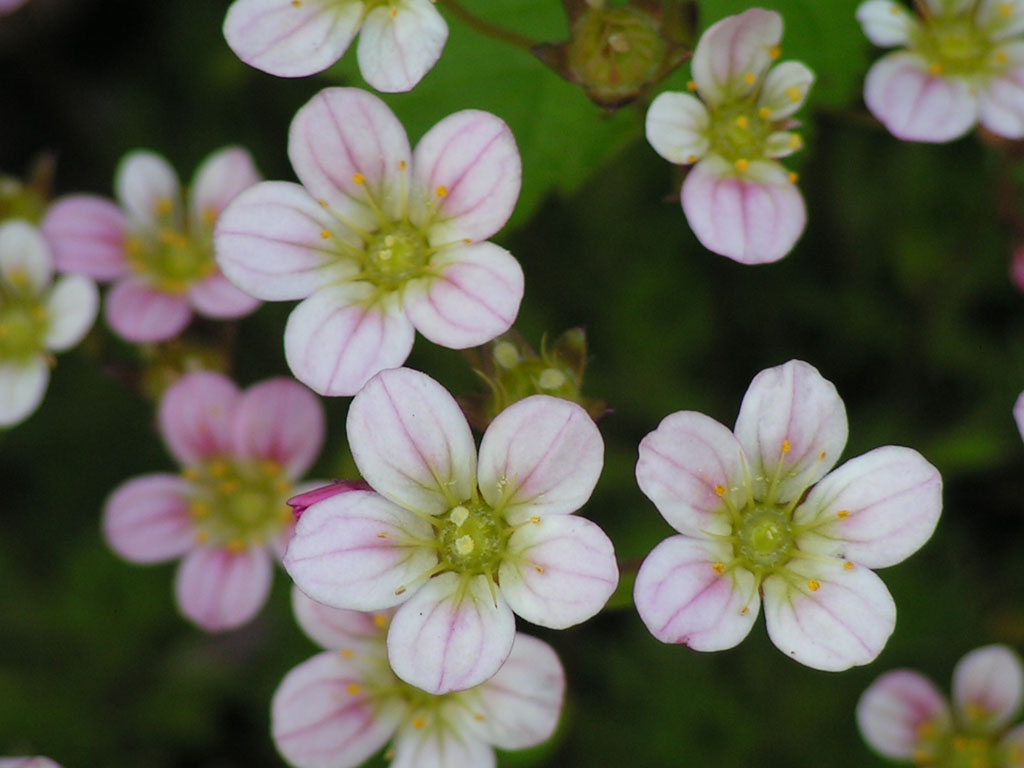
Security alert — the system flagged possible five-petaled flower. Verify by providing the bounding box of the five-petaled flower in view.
[858,0,1024,142]
[103,370,325,632]
[223,0,447,93]
[645,8,813,264]
[41,146,262,343]
[858,644,1024,766]
[0,221,97,427]
[273,587,564,768]
[283,366,618,694]
[215,87,524,397]
[633,359,942,671]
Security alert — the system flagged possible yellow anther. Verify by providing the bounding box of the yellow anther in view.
[769,45,781,59]
[449,505,469,527]
[352,172,366,186]
[734,158,749,173]
[291,0,301,6]
[787,171,799,184]
[686,80,698,92]
[714,484,726,497]
[953,736,968,750]
[412,717,426,730]
[31,306,46,322]
[155,197,174,216]
[837,509,850,520]
[227,538,246,553]
[7,268,29,287]
[928,62,942,76]
[279,509,294,523]
[390,7,398,16]
[996,50,1010,64]
[744,72,756,85]
[785,86,801,103]
[843,561,855,571]
[218,480,240,495]
[788,134,803,150]
[740,606,749,616]
[889,3,901,14]
[818,451,827,460]
[735,115,749,129]
[376,531,389,539]
[210,461,229,478]
[341,648,354,659]
[712,562,725,575]
[394,585,407,595]
[196,530,211,544]
[190,500,211,518]
[399,160,407,171]
[455,534,475,555]
[473,713,485,721]
[274,479,291,494]
[345,683,361,695]
[318,198,329,208]
[529,516,541,524]
[912,749,931,766]
[781,439,792,454]
[999,2,1013,18]
[373,613,388,629]
[260,459,281,475]
[462,237,472,244]
[534,564,545,574]
[917,720,936,739]
[759,107,772,120]
[807,579,821,592]
[320,229,332,239]
[157,229,189,248]
[182,467,201,482]
[435,185,448,198]
[686,154,698,164]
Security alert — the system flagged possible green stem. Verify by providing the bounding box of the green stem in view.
[437,0,537,52]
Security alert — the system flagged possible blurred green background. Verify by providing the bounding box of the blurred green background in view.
[2,0,1023,765]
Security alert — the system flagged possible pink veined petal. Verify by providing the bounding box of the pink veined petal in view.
[390,704,496,768]
[347,367,476,516]
[794,446,943,569]
[189,145,261,226]
[409,110,520,242]
[291,586,387,652]
[690,8,783,103]
[855,0,918,47]
[157,369,239,465]
[1015,390,1024,444]
[288,87,411,225]
[0,358,49,428]
[856,669,952,760]
[645,91,711,165]
[979,63,1024,139]
[231,377,325,478]
[0,220,52,291]
[283,489,439,611]
[762,557,896,671]
[758,60,815,120]
[102,473,196,563]
[283,283,415,397]
[636,410,746,540]
[41,196,128,280]
[952,644,1024,732]
[114,150,182,229]
[387,572,516,695]
[468,633,564,750]
[175,545,273,632]
[214,181,359,301]
[188,271,261,319]
[734,359,848,504]
[104,276,193,342]
[863,52,978,142]
[499,514,618,629]
[681,155,807,264]
[633,535,759,650]
[1001,722,1024,767]
[404,242,523,350]
[44,274,99,352]
[289,480,371,519]
[224,0,364,79]
[477,395,603,523]
[0,760,64,768]
[357,0,448,93]
[271,650,401,768]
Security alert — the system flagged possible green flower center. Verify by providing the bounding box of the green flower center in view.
[438,501,509,575]
[708,102,775,164]
[126,227,217,294]
[183,457,293,551]
[913,8,1010,78]
[938,734,999,768]
[736,507,794,570]
[0,275,48,362]
[364,224,430,292]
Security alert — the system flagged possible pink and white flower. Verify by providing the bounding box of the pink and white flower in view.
[0,221,98,427]
[215,87,524,397]
[858,644,1024,766]
[223,0,448,93]
[644,8,813,264]
[42,146,261,343]
[273,588,564,768]
[283,366,617,694]
[103,370,326,632]
[633,359,942,671]
[857,0,1024,142]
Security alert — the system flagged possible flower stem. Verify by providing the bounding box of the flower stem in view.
[437,0,537,52]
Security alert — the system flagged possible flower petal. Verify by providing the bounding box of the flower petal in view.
[500,514,618,629]
[0,220,52,291]
[0,760,63,768]
[291,586,386,652]
[189,145,261,225]
[104,277,193,342]
[762,557,896,671]
[1016,390,1024,443]
[102,473,196,563]
[979,0,1024,40]
[114,150,181,229]
[793,446,943,569]
[0,358,49,428]
[734,359,848,504]
[347,366,476,515]
[357,0,448,93]
[758,61,815,119]
[477,395,602,523]
[387,572,516,694]
[952,644,1024,732]
[636,410,745,539]
[979,61,1024,139]
[175,545,273,631]
[864,52,978,143]
[271,650,400,768]
[391,705,495,768]
[157,370,239,465]
[288,480,370,519]
[856,669,952,760]
[681,156,806,264]
[284,283,415,397]
[187,272,260,319]
[409,110,520,242]
[224,0,363,78]
[405,242,523,349]
[43,274,98,351]
[633,535,759,650]
[41,196,128,280]
[645,91,711,165]
[855,0,918,47]
[691,8,783,103]
[283,489,438,611]
[231,377,325,478]
[288,87,411,225]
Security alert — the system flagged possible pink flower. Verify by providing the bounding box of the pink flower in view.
[633,360,943,671]
[857,0,1024,142]
[272,588,564,768]
[287,480,370,519]
[103,370,326,632]
[283,366,617,694]
[0,221,98,427]
[223,0,447,93]
[41,147,262,343]
[644,8,812,264]
[215,88,524,397]
[858,645,1024,765]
